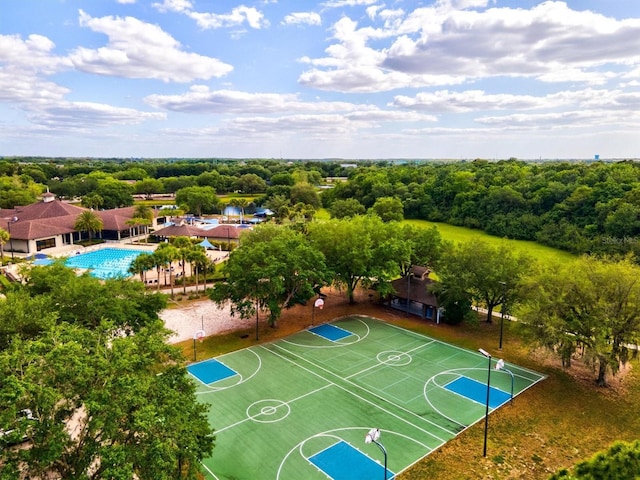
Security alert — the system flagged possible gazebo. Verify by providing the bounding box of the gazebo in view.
[387,266,442,322]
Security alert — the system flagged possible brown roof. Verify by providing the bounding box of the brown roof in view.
[2,200,86,240]
[390,268,438,307]
[203,225,243,240]
[1,201,156,240]
[152,224,211,238]
[10,199,87,221]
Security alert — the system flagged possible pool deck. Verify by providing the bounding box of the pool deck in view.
[4,240,229,285]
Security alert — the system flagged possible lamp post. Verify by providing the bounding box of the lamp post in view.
[365,428,388,480]
[406,267,411,317]
[479,348,492,457]
[499,281,506,350]
[7,216,17,261]
[495,358,514,405]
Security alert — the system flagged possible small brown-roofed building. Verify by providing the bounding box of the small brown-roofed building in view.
[152,223,245,247]
[387,265,442,322]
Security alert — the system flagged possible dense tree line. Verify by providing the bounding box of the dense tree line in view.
[0,263,214,479]
[321,159,640,257]
[6,156,640,258]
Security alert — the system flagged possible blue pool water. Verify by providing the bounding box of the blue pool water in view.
[64,248,149,279]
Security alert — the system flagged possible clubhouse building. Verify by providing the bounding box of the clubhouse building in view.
[0,193,158,257]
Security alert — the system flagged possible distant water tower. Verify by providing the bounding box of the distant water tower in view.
[594,154,600,160]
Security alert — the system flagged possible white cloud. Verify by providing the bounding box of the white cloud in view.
[0,33,71,74]
[188,6,269,30]
[300,1,640,92]
[322,0,378,8]
[69,10,232,82]
[152,0,193,13]
[282,12,322,26]
[392,88,640,116]
[27,102,165,130]
[144,86,373,114]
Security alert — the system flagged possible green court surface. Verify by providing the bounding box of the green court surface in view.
[191,316,545,479]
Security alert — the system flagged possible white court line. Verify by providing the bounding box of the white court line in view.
[214,383,333,434]
[266,343,455,440]
[345,340,435,380]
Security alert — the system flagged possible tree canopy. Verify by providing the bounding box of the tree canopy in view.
[0,264,213,478]
[519,256,640,386]
[209,224,330,326]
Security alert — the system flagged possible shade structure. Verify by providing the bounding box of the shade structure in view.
[198,238,215,249]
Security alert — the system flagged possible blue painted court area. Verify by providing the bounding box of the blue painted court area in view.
[445,376,511,408]
[309,324,353,342]
[309,441,394,480]
[188,359,238,385]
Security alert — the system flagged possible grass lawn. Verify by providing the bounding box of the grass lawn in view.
[176,288,640,480]
[406,219,577,267]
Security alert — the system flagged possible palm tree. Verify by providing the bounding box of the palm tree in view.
[230,198,249,224]
[0,228,9,264]
[155,243,179,297]
[172,236,193,294]
[128,253,154,283]
[130,205,154,242]
[126,217,152,243]
[187,247,208,294]
[74,211,104,242]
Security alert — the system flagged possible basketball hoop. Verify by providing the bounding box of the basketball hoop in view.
[314,298,324,310]
[194,329,205,343]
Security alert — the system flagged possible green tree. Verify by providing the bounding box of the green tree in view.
[290,183,320,209]
[229,198,250,223]
[95,178,134,209]
[0,227,8,264]
[398,224,444,276]
[520,256,640,386]
[80,193,104,210]
[308,216,404,304]
[368,196,404,222]
[74,210,104,242]
[134,178,164,199]
[172,236,193,294]
[0,321,214,479]
[186,246,209,293]
[154,243,180,297]
[234,173,267,194]
[437,239,532,323]
[128,252,155,283]
[175,186,219,216]
[549,440,640,480]
[22,262,166,332]
[328,198,365,219]
[210,224,330,326]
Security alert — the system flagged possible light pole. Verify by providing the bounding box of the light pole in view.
[479,348,492,457]
[406,268,411,317]
[499,281,506,350]
[7,216,17,261]
[365,428,388,480]
[495,358,514,405]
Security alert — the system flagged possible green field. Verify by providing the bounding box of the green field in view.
[191,316,545,479]
[406,219,577,267]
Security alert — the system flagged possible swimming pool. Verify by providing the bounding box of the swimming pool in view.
[64,248,149,279]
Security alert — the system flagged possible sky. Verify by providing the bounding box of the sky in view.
[1,0,639,160]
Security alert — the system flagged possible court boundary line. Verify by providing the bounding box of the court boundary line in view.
[265,343,455,440]
[214,383,333,435]
[193,348,262,393]
[345,340,436,380]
